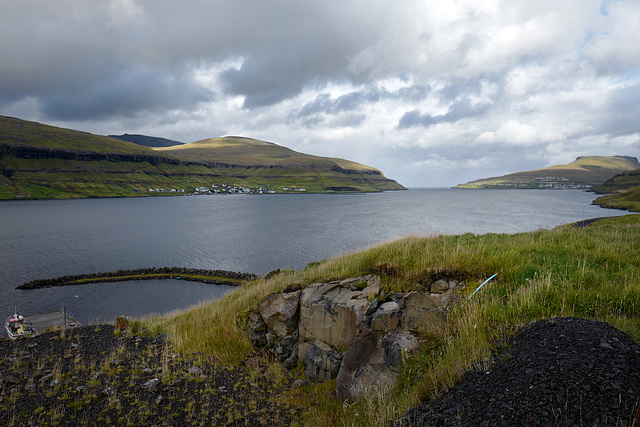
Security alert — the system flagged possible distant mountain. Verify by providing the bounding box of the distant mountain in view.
[109,133,184,148]
[153,136,405,192]
[0,115,404,199]
[156,136,380,172]
[455,156,640,189]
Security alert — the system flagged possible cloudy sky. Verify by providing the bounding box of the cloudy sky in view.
[1,0,639,187]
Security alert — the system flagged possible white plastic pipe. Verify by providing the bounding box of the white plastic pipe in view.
[467,273,498,300]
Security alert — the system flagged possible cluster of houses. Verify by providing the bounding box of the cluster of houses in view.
[139,188,185,193]
[138,184,310,195]
[468,176,592,190]
[209,184,275,195]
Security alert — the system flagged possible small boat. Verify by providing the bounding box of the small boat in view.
[5,310,37,340]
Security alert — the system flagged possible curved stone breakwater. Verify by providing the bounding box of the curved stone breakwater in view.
[16,267,259,289]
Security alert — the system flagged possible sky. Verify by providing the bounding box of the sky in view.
[1,0,639,187]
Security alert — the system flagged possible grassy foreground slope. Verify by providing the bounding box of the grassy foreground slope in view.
[455,155,639,189]
[136,214,640,426]
[0,116,404,199]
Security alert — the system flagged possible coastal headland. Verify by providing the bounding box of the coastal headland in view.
[0,115,405,200]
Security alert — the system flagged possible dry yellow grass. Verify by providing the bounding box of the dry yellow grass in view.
[134,214,640,426]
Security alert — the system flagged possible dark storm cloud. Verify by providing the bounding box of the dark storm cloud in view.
[0,1,385,117]
[39,65,213,121]
[219,52,326,109]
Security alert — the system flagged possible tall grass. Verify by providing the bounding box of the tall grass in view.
[136,214,640,426]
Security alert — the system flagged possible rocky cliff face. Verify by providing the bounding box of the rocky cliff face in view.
[247,275,466,401]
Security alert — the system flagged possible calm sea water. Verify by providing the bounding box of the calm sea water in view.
[0,189,627,331]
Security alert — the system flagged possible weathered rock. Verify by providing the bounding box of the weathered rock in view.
[142,378,160,391]
[336,330,390,401]
[400,292,440,330]
[249,274,466,402]
[431,279,450,293]
[269,334,298,362]
[382,329,419,368]
[246,309,267,348]
[259,290,301,338]
[188,365,202,375]
[304,340,343,383]
[299,282,370,349]
[370,301,399,331]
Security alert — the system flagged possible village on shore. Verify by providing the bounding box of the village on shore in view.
[138,183,308,195]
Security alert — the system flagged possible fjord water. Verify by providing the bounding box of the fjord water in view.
[0,189,626,330]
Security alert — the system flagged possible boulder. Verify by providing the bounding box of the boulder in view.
[246,309,267,348]
[304,340,343,383]
[382,329,419,368]
[370,301,399,331]
[258,290,301,338]
[335,330,391,401]
[430,279,450,293]
[298,281,372,349]
[248,274,467,402]
[400,292,440,330]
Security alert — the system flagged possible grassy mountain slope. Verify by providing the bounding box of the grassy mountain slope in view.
[156,136,377,172]
[455,156,639,189]
[155,136,405,192]
[592,168,640,211]
[0,115,156,154]
[0,116,404,199]
[109,133,185,148]
[135,214,640,426]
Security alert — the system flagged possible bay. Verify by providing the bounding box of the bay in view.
[0,189,627,330]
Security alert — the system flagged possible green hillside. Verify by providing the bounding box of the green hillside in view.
[455,156,639,189]
[156,136,377,172]
[592,169,640,212]
[0,116,404,199]
[133,214,640,426]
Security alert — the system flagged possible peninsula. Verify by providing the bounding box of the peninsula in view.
[454,155,639,189]
[0,115,405,199]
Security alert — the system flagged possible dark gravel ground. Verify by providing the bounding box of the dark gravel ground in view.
[395,317,640,426]
[0,325,296,426]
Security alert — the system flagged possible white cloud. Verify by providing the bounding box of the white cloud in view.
[0,0,638,187]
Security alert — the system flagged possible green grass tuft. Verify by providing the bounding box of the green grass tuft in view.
[132,214,640,426]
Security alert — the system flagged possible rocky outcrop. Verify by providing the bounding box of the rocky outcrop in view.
[247,274,465,401]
